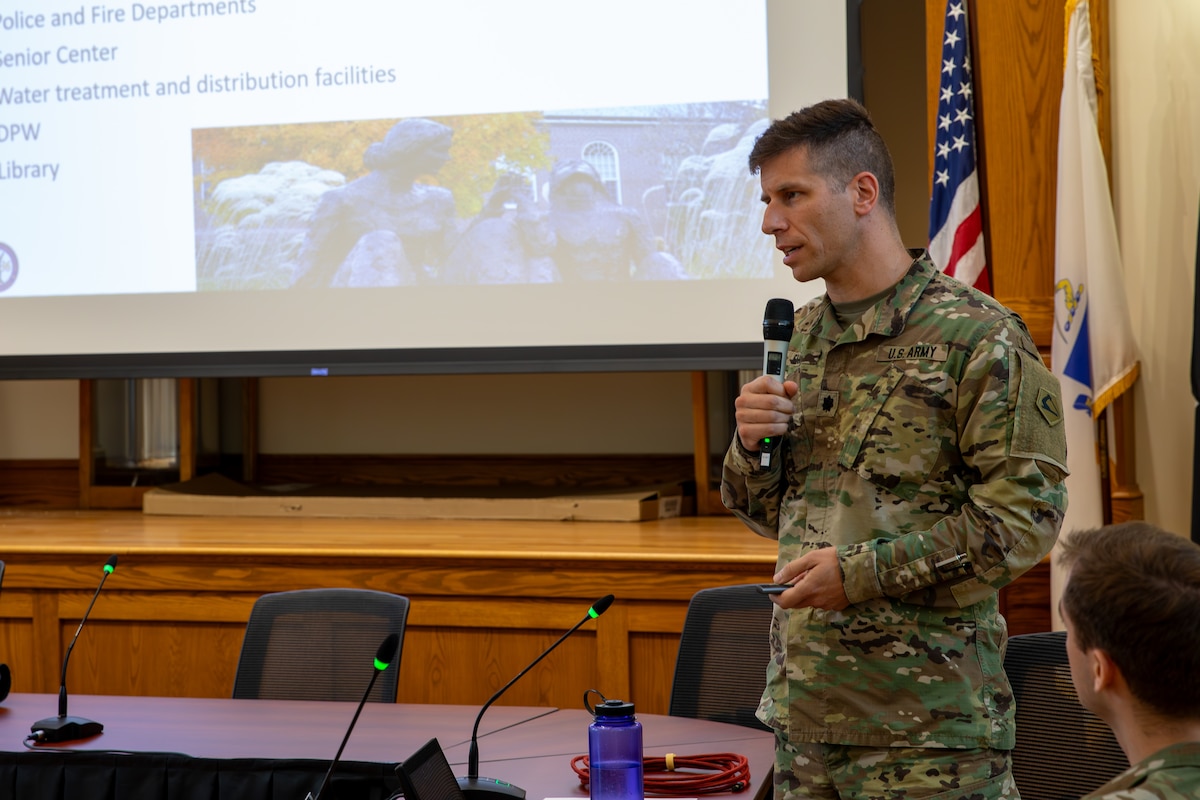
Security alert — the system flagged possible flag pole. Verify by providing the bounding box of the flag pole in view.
[964,0,994,292]
[1192,194,1200,543]
[1097,408,1112,525]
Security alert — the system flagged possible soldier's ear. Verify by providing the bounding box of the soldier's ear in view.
[1090,647,1119,694]
[847,171,879,217]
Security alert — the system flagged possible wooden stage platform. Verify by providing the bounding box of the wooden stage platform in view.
[0,511,1050,713]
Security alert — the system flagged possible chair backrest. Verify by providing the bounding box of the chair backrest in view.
[0,561,8,701]
[1005,630,1128,799]
[669,584,773,731]
[233,588,409,703]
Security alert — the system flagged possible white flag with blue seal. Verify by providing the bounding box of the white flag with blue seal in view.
[1052,0,1140,538]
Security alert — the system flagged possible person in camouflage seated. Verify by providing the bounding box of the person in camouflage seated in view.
[721,98,1069,799]
[1058,522,1200,800]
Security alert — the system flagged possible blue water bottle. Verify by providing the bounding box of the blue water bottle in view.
[587,692,643,800]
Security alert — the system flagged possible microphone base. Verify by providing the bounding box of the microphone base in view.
[458,776,527,800]
[31,715,104,743]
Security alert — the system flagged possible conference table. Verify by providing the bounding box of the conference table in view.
[0,693,775,800]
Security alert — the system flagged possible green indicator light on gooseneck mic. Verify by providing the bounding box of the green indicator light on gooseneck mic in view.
[374,632,399,671]
[588,595,615,620]
[103,555,118,574]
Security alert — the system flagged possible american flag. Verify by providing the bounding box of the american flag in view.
[928,0,990,294]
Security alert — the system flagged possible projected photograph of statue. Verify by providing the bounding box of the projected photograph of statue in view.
[546,159,685,281]
[441,173,560,285]
[191,102,772,290]
[289,118,457,288]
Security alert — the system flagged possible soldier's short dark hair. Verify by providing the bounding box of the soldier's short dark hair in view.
[748,98,896,215]
[1059,521,1200,718]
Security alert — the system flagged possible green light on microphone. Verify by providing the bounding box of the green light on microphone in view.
[588,608,599,619]
[374,633,399,672]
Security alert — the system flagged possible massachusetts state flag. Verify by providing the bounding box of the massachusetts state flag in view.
[1052,0,1140,537]
[928,0,990,294]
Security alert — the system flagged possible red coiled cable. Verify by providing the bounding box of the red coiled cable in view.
[570,752,751,796]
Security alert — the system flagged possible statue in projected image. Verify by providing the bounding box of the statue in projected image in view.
[291,118,458,288]
[547,160,687,281]
[441,173,559,284]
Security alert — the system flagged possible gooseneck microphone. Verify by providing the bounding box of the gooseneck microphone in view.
[31,554,118,743]
[307,632,400,800]
[759,297,795,467]
[458,594,616,800]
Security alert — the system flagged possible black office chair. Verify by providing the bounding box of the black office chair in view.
[668,584,773,731]
[1004,630,1128,799]
[233,588,409,703]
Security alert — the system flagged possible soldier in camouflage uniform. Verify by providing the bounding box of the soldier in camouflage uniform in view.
[721,99,1068,799]
[1059,522,1200,800]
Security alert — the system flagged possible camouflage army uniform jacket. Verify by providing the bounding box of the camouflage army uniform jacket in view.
[1083,742,1200,799]
[721,255,1068,750]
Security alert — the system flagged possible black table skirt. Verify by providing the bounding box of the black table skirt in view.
[0,753,399,800]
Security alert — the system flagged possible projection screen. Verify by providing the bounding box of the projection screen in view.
[0,0,851,377]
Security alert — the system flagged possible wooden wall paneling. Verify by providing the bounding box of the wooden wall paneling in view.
[1,515,776,712]
[971,0,1063,303]
[594,600,632,705]
[0,590,38,695]
[925,0,1063,350]
[629,632,683,716]
[997,559,1052,635]
[2,509,1053,713]
[691,371,717,516]
[30,590,62,693]
[0,460,78,509]
[1110,395,1143,522]
[242,377,259,483]
[400,627,601,708]
[74,620,246,699]
[178,378,197,483]
[78,378,94,509]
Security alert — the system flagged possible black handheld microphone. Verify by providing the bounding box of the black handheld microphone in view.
[458,594,616,800]
[31,554,118,743]
[307,632,400,800]
[759,297,795,468]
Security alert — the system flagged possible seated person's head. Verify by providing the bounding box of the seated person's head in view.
[1058,522,1200,723]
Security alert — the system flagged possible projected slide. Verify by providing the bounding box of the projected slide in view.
[1,0,773,298]
[0,0,848,370]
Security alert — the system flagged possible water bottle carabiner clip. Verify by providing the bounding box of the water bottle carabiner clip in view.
[583,688,609,715]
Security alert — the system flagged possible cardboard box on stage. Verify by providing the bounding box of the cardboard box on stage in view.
[142,472,689,522]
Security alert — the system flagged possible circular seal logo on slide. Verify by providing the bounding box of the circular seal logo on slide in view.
[0,243,17,293]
